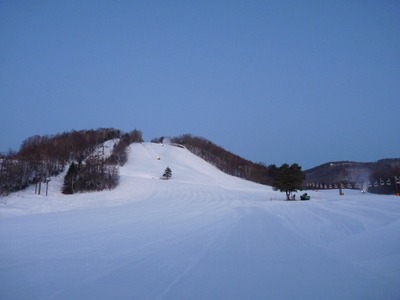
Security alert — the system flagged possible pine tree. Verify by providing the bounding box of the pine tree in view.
[270,163,305,200]
[62,163,77,194]
[163,167,172,180]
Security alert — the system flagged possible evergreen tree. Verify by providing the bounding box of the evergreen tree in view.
[163,167,172,180]
[62,163,77,194]
[270,163,305,200]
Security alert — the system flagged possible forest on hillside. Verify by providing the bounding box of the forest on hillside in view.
[1,130,274,196]
[166,134,273,185]
[0,128,143,196]
[1,129,398,196]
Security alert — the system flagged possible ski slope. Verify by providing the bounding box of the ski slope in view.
[1,143,400,299]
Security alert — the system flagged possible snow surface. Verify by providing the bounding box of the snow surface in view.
[1,143,399,299]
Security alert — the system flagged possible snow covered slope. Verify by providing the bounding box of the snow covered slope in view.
[1,143,400,299]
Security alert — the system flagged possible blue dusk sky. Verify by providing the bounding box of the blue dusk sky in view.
[1,0,399,169]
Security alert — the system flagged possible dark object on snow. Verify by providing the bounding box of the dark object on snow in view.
[162,167,172,180]
[300,193,310,200]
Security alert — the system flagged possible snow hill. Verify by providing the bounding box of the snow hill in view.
[1,143,400,299]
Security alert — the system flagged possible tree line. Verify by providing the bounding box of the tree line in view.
[61,129,143,194]
[1,129,308,199]
[0,128,143,196]
[166,134,273,185]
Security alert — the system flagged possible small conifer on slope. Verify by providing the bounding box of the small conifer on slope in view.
[163,167,172,180]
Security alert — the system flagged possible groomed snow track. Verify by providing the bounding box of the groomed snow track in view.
[1,143,399,299]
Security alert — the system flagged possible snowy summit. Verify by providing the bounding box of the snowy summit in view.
[1,143,400,299]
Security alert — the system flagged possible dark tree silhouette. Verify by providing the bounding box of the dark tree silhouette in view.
[62,163,78,194]
[270,163,305,200]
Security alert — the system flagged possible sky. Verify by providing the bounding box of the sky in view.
[1,0,399,169]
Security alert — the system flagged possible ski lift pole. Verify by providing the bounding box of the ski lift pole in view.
[395,176,400,196]
[339,183,344,196]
